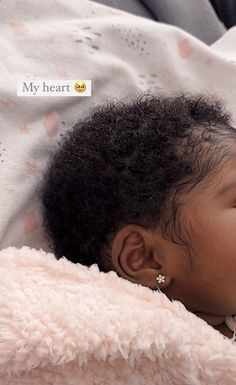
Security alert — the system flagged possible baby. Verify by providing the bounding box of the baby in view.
[39,93,236,339]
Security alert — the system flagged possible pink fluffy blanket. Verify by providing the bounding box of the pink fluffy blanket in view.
[0,246,236,385]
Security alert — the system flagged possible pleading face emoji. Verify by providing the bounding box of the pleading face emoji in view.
[74,81,86,92]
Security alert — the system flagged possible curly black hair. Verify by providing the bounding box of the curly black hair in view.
[38,92,236,273]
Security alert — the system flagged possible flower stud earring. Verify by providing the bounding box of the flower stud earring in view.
[156,274,166,284]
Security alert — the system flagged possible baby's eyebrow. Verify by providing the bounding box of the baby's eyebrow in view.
[214,180,236,198]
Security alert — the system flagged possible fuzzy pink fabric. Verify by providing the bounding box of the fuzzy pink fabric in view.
[0,246,236,385]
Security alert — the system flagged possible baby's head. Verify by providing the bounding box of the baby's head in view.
[39,93,236,317]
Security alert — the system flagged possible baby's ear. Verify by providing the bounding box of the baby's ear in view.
[110,225,169,291]
[110,225,148,281]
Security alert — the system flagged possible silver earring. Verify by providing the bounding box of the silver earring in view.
[156,274,166,284]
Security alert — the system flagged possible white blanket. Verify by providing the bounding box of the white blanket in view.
[0,0,236,253]
[0,246,236,385]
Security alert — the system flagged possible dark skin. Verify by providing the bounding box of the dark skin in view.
[214,323,233,338]
[103,160,236,339]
